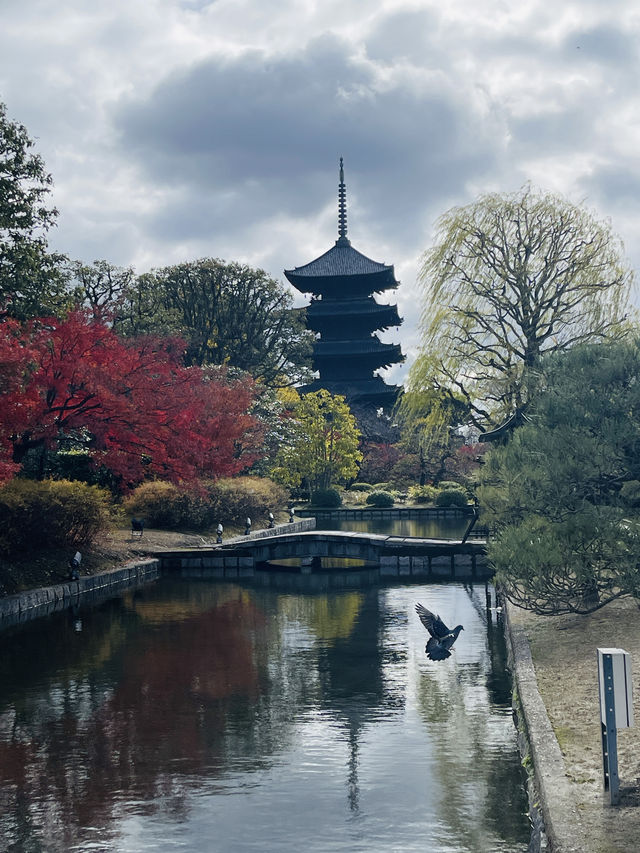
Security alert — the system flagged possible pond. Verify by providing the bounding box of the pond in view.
[328,516,472,539]
[0,576,529,853]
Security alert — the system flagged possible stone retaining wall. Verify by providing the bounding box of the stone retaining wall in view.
[0,559,160,629]
[504,599,586,853]
[379,551,488,578]
[163,547,488,580]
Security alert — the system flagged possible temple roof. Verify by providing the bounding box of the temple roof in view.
[284,158,397,294]
[301,376,401,405]
[314,339,403,359]
[286,243,393,280]
[307,296,400,321]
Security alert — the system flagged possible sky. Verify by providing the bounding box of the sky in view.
[2,0,640,384]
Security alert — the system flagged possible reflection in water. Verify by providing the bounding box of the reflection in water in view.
[0,579,529,852]
[330,516,471,539]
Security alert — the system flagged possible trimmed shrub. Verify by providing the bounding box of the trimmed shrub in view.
[349,482,374,492]
[0,478,110,555]
[123,476,288,529]
[620,480,640,507]
[408,484,439,504]
[206,477,288,525]
[438,480,466,493]
[310,488,342,508]
[122,481,212,530]
[366,490,395,508]
[435,489,469,508]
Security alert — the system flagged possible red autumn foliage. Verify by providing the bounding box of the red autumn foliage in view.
[358,442,404,484]
[0,311,263,489]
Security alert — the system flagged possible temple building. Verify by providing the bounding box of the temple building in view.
[285,160,404,410]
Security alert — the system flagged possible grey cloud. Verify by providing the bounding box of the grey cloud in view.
[562,25,639,64]
[580,165,640,209]
[510,107,594,155]
[114,33,500,254]
[364,8,443,66]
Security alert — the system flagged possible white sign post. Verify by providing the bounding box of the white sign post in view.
[597,648,633,805]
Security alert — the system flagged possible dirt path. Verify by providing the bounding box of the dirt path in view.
[509,600,640,853]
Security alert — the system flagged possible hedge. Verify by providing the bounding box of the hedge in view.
[365,490,395,508]
[0,478,110,555]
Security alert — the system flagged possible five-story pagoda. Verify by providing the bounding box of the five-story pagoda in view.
[285,160,404,409]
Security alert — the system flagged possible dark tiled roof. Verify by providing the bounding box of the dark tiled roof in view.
[285,241,393,279]
[314,339,403,358]
[301,377,401,402]
[307,297,399,318]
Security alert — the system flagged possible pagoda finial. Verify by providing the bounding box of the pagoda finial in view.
[337,157,350,246]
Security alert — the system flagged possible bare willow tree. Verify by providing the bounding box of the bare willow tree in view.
[409,185,635,428]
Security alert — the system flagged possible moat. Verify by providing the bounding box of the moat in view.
[0,575,529,852]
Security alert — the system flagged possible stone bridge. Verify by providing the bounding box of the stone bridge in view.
[161,525,490,581]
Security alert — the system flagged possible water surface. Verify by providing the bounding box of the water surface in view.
[0,578,528,852]
[329,516,471,539]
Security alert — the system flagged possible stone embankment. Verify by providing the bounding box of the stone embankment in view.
[505,601,588,853]
[0,559,160,629]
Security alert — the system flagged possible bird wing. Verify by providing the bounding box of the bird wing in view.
[415,603,451,638]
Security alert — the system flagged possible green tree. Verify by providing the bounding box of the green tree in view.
[117,258,314,386]
[271,390,362,491]
[0,102,67,318]
[68,259,135,321]
[410,185,634,429]
[396,388,469,485]
[478,339,640,614]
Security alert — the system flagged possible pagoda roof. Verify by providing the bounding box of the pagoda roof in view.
[286,240,393,281]
[314,339,403,360]
[301,377,401,406]
[284,158,398,295]
[307,297,401,322]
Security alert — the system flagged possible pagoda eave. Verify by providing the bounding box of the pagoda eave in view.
[300,377,401,407]
[285,269,397,298]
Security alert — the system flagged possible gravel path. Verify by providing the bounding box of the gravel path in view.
[509,599,640,853]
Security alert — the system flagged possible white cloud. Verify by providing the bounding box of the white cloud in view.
[0,0,639,384]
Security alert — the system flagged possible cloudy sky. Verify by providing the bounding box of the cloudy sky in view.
[2,0,639,382]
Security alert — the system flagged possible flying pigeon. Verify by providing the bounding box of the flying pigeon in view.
[415,602,464,660]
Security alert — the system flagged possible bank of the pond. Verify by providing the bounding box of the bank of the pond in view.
[506,598,640,853]
[0,523,255,597]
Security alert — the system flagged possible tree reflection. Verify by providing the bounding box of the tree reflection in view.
[413,585,528,849]
[0,579,528,853]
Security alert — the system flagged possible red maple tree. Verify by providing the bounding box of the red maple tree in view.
[0,311,263,488]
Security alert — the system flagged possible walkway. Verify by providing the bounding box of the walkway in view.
[160,525,490,580]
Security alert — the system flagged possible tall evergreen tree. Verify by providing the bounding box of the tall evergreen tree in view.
[0,102,67,318]
[479,339,640,614]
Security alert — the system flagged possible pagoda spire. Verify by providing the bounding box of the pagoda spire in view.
[337,157,351,246]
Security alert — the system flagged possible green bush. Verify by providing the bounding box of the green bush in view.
[408,484,439,504]
[122,481,212,530]
[350,482,374,492]
[435,489,469,508]
[620,480,640,507]
[310,488,342,508]
[438,480,466,493]
[123,476,288,529]
[0,478,110,555]
[366,490,395,508]
[206,477,288,525]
